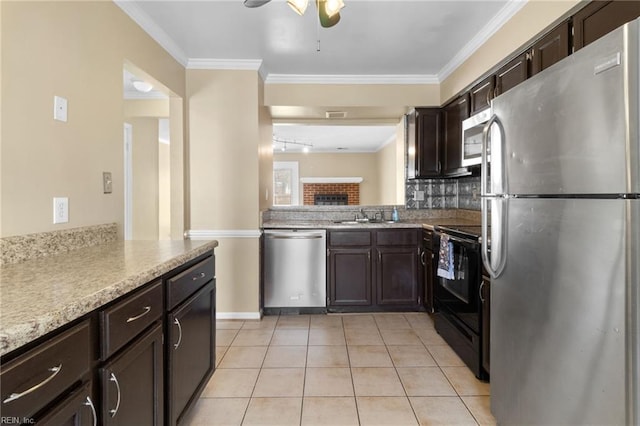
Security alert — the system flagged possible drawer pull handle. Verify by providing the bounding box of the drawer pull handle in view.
[126,306,151,323]
[173,318,183,349]
[109,372,121,417]
[3,364,62,403]
[192,272,206,281]
[84,396,97,426]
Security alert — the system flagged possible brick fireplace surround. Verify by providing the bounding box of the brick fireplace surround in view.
[303,183,360,205]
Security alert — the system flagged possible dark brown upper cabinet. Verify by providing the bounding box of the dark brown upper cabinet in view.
[442,94,471,177]
[573,0,640,51]
[469,76,495,114]
[530,21,570,76]
[495,53,529,97]
[415,108,443,178]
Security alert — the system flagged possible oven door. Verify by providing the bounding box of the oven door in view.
[461,109,492,167]
[434,237,481,334]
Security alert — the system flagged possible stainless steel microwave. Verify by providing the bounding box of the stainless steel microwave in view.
[461,108,492,167]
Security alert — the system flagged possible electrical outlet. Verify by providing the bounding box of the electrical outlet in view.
[53,197,69,224]
[103,172,112,194]
[53,96,68,122]
[414,190,425,201]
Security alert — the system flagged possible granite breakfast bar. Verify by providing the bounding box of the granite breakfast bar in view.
[0,225,218,425]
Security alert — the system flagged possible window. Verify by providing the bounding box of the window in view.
[273,161,299,206]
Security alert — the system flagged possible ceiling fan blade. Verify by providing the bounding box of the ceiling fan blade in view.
[244,0,272,7]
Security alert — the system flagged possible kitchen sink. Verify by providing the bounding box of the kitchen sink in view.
[333,220,398,225]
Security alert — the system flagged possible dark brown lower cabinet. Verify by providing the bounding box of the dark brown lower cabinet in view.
[376,247,419,305]
[328,248,372,306]
[167,280,216,426]
[327,229,421,311]
[37,382,96,426]
[100,323,164,426]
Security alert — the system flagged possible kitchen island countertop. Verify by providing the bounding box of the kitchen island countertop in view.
[0,239,218,357]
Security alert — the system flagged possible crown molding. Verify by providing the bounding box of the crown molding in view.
[187,58,264,70]
[265,74,439,85]
[438,0,527,82]
[114,1,188,67]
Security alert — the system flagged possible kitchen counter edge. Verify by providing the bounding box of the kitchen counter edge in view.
[0,239,218,357]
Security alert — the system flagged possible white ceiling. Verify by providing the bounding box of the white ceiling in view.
[273,123,397,153]
[116,0,525,151]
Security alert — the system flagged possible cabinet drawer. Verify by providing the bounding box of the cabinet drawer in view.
[0,320,91,419]
[100,280,163,360]
[167,255,215,310]
[376,229,419,246]
[329,231,371,247]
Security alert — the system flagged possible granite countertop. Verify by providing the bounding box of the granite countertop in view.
[262,218,481,231]
[0,240,218,357]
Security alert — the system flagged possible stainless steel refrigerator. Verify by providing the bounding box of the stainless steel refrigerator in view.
[481,19,640,425]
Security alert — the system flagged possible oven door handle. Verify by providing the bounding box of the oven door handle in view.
[436,232,478,247]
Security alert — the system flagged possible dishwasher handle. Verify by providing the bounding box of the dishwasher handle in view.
[264,231,325,240]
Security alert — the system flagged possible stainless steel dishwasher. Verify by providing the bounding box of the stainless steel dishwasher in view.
[263,229,326,309]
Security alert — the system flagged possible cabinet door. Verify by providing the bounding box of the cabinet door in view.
[167,281,216,426]
[101,323,164,426]
[415,108,442,178]
[495,53,528,97]
[443,94,470,176]
[375,247,419,306]
[37,382,96,426]
[480,276,490,375]
[469,76,495,114]
[574,0,640,51]
[530,21,570,76]
[328,248,372,306]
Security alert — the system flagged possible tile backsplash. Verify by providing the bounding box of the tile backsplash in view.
[406,176,480,210]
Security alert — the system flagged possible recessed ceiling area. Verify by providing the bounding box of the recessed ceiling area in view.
[273,123,397,153]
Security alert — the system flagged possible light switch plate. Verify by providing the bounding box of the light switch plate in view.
[53,96,68,122]
[103,172,112,194]
[53,197,69,224]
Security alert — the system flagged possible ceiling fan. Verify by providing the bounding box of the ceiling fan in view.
[243,0,345,28]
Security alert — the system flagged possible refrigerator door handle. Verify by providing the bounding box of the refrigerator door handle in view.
[481,113,507,279]
[481,196,508,279]
[481,114,504,196]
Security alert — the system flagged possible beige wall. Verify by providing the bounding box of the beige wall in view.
[258,79,274,212]
[440,0,582,103]
[187,69,266,315]
[0,1,184,238]
[273,152,381,205]
[159,140,171,240]
[129,118,159,240]
[375,141,397,205]
[374,117,406,205]
[265,83,440,108]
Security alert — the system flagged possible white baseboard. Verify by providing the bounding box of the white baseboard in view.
[216,312,262,320]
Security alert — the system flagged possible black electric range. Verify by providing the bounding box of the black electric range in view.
[431,223,489,381]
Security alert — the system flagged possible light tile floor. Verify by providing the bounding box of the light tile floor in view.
[183,312,495,426]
